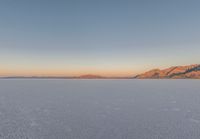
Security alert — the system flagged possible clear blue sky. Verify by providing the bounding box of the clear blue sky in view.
[0,0,200,76]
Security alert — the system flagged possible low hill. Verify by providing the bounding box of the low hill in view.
[78,74,104,79]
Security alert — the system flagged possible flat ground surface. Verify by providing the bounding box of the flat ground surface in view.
[0,79,200,139]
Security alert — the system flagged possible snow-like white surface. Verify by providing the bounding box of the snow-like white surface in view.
[0,79,200,139]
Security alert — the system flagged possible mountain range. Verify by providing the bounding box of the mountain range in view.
[135,64,200,79]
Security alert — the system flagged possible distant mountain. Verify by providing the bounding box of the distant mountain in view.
[135,64,200,79]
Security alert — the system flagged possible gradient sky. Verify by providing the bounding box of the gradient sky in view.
[0,0,200,76]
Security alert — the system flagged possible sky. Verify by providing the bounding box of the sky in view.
[0,0,200,77]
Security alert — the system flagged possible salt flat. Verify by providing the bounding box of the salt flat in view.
[0,79,199,139]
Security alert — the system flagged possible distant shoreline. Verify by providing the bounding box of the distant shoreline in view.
[1,64,199,79]
[0,77,133,79]
[0,77,200,79]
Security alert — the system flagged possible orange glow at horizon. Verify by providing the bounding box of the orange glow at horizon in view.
[0,67,143,77]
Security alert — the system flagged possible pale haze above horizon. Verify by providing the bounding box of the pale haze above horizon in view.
[0,0,200,77]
